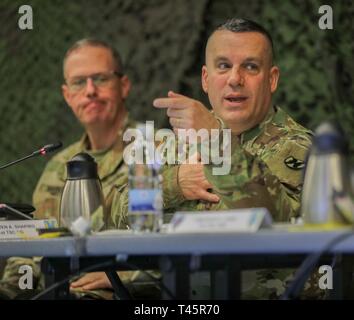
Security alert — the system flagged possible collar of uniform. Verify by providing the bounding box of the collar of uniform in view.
[240,105,277,145]
[78,115,129,152]
[77,114,132,179]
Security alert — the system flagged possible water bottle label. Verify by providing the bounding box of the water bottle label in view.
[129,189,162,212]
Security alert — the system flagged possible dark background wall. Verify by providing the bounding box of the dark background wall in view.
[0,0,353,205]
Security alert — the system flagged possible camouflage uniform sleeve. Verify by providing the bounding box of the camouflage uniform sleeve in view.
[32,156,66,221]
[162,165,185,210]
[204,134,310,222]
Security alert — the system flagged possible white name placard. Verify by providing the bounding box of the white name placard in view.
[166,208,272,233]
[0,219,58,240]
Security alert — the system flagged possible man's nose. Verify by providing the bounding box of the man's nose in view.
[85,78,98,97]
[227,67,244,88]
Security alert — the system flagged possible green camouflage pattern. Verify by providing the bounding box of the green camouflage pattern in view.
[203,105,312,221]
[111,165,184,227]
[242,268,328,300]
[112,106,324,299]
[0,117,137,300]
[141,106,312,220]
[33,115,136,226]
[0,257,42,300]
[178,106,325,299]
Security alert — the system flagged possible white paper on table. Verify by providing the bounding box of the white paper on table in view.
[166,208,272,234]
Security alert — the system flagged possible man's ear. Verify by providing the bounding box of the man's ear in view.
[269,65,280,93]
[201,65,208,94]
[62,84,73,108]
[120,75,131,100]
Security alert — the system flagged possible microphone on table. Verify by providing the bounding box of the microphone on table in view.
[0,142,63,220]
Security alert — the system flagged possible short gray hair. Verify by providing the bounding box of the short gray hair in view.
[63,38,124,75]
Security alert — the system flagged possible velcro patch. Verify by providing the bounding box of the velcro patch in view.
[284,156,305,170]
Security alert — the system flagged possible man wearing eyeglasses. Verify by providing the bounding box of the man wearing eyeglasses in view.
[1,37,215,299]
[31,39,135,228]
[0,39,155,300]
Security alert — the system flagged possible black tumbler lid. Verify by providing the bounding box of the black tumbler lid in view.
[66,152,99,180]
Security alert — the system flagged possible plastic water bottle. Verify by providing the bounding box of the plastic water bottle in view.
[128,132,163,232]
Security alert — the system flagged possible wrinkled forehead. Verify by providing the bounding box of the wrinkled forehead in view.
[205,30,272,65]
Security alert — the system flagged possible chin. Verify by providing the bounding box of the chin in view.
[83,116,104,126]
[222,111,248,123]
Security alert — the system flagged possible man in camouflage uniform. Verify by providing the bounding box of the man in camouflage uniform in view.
[113,18,323,299]
[0,38,212,300]
[0,38,137,299]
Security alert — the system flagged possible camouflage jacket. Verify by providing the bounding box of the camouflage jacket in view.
[111,106,325,300]
[202,105,313,222]
[0,116,138,300]
[33,116,137,227]
[112,106,312,224]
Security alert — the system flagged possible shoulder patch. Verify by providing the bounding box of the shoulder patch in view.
[284,156,305,170]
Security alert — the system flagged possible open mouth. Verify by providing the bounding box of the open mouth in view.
[225,96,248,103]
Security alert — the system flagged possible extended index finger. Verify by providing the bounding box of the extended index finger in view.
[153,97,190,109]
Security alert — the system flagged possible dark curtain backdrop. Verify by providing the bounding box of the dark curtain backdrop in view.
[0,0,353,204]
